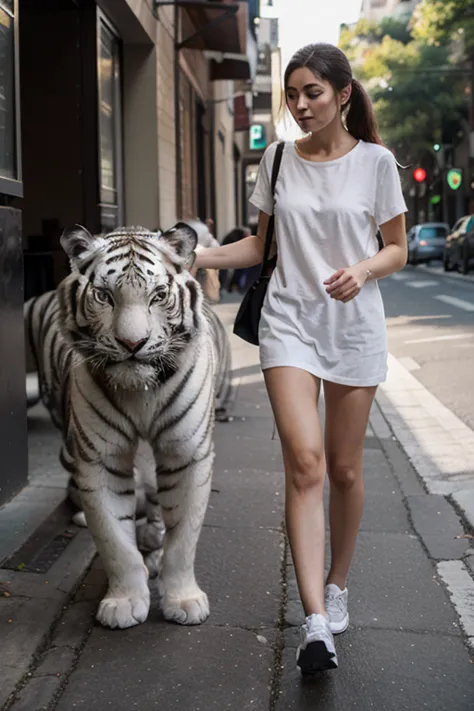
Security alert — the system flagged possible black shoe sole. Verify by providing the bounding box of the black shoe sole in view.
[297,641,338,675]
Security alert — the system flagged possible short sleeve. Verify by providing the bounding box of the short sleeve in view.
[249,142,278,215]
[374,151,407,226]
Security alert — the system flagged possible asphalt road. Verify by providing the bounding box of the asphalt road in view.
[380,262,474,430]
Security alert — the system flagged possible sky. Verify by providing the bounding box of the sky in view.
[260,0,363,138]
[262,0,362,66]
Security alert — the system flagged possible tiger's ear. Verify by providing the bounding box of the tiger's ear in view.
[160,222,197,259]
[60,224,96,264]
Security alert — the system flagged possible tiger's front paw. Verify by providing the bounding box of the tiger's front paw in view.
[96,589,150,629]
[160,585,210,625]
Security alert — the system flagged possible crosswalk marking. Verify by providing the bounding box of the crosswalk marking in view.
[406,280,439,289]
[405,333,474,345]
[434,294,474,312]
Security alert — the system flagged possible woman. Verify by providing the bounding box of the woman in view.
[193,43,407,674]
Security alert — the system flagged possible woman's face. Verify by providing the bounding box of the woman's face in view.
[286,67,349,134]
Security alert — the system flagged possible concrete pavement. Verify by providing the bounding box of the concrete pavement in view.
[1,296,474,710]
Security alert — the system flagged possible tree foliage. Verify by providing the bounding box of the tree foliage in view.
[339,12,466,165]
[412,0,474,50]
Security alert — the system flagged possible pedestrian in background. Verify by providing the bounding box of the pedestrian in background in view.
[220,226,252,292]
[186,218,221,302]
[193,43,407,674]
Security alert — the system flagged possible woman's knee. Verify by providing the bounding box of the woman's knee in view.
[285,447,326,494]
[327,459,360,493]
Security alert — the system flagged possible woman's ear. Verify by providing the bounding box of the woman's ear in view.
[340,83,352,108]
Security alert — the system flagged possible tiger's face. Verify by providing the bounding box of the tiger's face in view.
[58,223,203,389]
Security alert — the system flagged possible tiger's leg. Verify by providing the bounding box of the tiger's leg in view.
[76,450,150,629]
[135,440,165,556]
[155,448,213,625]
[135,440,165,579]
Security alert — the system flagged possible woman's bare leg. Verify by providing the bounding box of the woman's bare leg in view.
[264,367,326,616]
[323,381,377,590]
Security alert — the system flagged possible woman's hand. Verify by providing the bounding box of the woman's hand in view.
[324,264,369,303]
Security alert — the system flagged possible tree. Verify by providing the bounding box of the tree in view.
[412,0,474,48]
[339,15,466,165]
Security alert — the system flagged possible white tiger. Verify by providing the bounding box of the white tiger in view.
[39,222,221,629]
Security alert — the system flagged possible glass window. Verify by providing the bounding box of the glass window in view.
[418,225,448,241]
[0,4,16,181]
[97,16,122,231]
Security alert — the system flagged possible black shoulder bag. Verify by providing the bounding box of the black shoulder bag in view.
[233,142,285,345]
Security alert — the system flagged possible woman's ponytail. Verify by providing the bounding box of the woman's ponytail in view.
[346,79,383,145]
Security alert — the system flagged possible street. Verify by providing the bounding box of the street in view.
[382,264,474,430]
[1,295,474,711]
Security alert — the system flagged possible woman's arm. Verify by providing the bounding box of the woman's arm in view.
[193,211,271,271]
[361,213,407,279]
[324,213,407,302]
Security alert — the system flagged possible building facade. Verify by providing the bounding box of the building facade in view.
[359,0,419,22]
[0,0,258,505]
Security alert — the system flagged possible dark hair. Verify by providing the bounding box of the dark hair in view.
[284,43,382,145]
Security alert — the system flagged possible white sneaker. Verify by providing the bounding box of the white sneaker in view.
[325,584,349,635]
[296,613,338,674]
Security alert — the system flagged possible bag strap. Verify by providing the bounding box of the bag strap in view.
[262,142,285,268]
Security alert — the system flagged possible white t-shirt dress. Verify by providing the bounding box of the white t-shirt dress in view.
[249,140,407,387]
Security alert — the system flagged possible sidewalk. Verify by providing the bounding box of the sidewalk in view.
[1,297,474,710]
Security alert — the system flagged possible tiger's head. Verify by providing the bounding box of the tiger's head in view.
[58,223,204,390]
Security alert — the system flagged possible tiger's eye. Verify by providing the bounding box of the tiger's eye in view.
[94,288,113,306]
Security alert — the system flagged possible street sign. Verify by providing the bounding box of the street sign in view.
[249,124,266,150]
[447,168,462,191]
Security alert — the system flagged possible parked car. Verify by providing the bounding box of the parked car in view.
[443,215,474,274]
[407,223,450,265]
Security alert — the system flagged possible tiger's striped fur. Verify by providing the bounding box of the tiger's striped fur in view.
[25,223,231,629]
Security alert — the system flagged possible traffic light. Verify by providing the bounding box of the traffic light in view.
[413,167,427,183]
[433,143,441,152]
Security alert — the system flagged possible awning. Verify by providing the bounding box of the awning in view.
[209,26,258,81]
[155,0,256,80]
[178,0,247,54]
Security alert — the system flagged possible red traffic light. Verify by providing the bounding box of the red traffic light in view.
[413,167,427,183]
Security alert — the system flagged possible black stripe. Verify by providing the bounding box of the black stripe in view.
[118,514,135,521]
[135,253,155,266]
[78,257,94,275]
[91,375,137,434]
[103,462,133,479]
[105,252,128,265]
[71,408,97,458]
[157,460,192,477]
[156,358,212,440]
[69,280,80,321]
[151,357,197,436]
[77,485,97,493]
[78,282,89,325]
[74,430,95,464]
[187,281,199,329]
[116,489,135,496]
[75,379,133,445]
[59,446,77,474]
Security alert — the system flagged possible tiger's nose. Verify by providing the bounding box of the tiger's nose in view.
[116,336,149,354]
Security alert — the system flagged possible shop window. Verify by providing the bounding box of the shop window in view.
[97,14,123,231]
[0,0,22,197]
